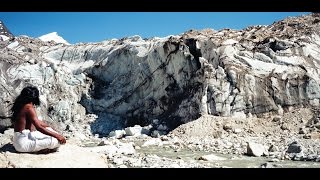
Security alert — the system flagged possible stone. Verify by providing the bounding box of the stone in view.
[233,128,242,134]
[198,154,226,161]
[286,141,304,154]
[141,125,152,135]
[109,130,126,139]
[298,127,307,134]
[142,138,163,147]
[223,123,233,132]
[246,142,267,157]
[124,125,142,136]
[309,99,320,106]
[157,124,168,131]
[281,124,290,131]
[293,153,305,161]
[260,162,278,168]
[151,130,166,138]
[98,140,112,146]
[90,141,135,156]
[152,119,159,125]
[310,132,320,139]
[268,158,280,162]
[272,116,282,122]
[268,144,279,152]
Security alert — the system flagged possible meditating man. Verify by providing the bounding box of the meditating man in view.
[11,86,66,154]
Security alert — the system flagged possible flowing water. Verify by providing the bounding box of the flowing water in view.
[82,140,320,168]
[136,145,320,168]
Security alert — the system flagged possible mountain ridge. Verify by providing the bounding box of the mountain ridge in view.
[0,13,320,135]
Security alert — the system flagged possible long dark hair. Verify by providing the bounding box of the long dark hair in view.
[11,86,40,122]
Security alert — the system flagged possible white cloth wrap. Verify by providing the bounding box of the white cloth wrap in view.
[13,127,60,152]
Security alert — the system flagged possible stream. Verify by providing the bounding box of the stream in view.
[136,145,320,168]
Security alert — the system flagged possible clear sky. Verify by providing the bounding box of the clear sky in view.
[0,12,310,44]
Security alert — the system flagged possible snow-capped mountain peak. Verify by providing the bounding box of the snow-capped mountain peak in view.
[38,32,70,45]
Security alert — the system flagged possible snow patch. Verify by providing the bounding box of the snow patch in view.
[38,32,70,45]
[0,35,9,41]
[222,39,238,46]
[7,41,19,49]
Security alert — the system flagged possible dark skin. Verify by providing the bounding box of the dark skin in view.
[14,102,66,145]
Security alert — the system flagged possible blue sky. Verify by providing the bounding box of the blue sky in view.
[0,12,310,44]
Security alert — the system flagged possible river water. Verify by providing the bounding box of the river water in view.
[82,139,320,168]
[136,145,320,168]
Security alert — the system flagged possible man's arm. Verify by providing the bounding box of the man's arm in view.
[38,120,49,127]
[25,104,66,144]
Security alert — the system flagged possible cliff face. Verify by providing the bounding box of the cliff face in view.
[1,13,320,135]
[0,20,14,41]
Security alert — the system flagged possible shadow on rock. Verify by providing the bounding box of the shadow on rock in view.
[0,143,17,153]
[89,113,125,137]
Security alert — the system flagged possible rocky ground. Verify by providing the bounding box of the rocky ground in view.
[169,106,320,162]
[1,106,320,168]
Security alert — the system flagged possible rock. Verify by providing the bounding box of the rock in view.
[151,130,166,138]
[142,138,163,147]
[160,135,170,141]
[213,131,223,138]
[277,106,284,115]
[0,144,109,168]
[231,111,246,119]
[141,125,152,135]
[272,116,282,122]
[113,158,124,165]
[246,142,267,157]
[124,125,142,136]
[268,158,280,162]
[137,134,149,139]
[286,141,304,154]
[299,127,307,134]
[222,39,238,46]
[170,164,180,168]
[71,132,89,141]
[157,124,168,131]
[303,134,311,139]
[90,141,135,156]
[89,145,118,155]
[233,128,242,134]
[293,153,305,161]
[0,119,11,133]
[109,130,126,139]
[260,162,278,168]
[310,132,320,139]
[281,123,290,131]
[306,154,317,161]
[223,123,233,132]
[198,154,226,161]
[152,119,159,125]
[268,144,279,152]
[98,139,112,146]
[309,99,319,106]
[65,124,76,132]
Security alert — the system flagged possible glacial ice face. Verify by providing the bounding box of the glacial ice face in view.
[1,13,320,135]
